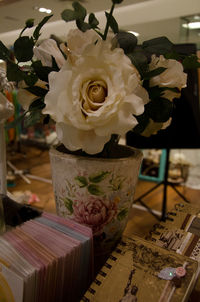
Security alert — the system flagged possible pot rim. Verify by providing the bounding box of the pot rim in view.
[49,144,143,162]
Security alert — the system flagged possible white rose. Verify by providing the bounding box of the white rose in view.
[66,29,99,56]
[43,30,147,154]
[33,39,65,68]
[17,80,47,111]
[149,55,187,101]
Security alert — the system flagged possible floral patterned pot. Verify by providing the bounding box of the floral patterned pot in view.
[49,145,143,255]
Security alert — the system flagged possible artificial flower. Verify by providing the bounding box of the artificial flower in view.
[43,29,148,154]
[17,80,47,111]
[33,38,66,68]
[149,55,187,101]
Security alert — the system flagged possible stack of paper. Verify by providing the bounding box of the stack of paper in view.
[0,212,93,302]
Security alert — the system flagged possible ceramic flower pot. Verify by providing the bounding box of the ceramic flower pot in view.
[49,145,143,254]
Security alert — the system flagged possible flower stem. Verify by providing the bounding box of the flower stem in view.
[102,3,115,40]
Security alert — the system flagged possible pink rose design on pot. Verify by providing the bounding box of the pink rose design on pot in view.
[73,196,117,235]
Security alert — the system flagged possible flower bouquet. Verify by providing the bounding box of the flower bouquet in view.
[0,0,199,252]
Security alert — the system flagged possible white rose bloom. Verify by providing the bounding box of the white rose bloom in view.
[17,80,47,111]
[66,29,99,56]
[43,30,147,154]
[149,55,187,101]
[33,39,65,68]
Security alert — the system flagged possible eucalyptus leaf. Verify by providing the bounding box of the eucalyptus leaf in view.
[128,51,148,77]
[87,184,103,196]
[0,41,10,60]
[116,32,137,54]
[32,60,56,82]
[88,13,99,28]
[105,12,118,34]
[25,86,48,97]
[14,36,34,62]
[7,62,25,82]
[182,55,200,70]
[76,19,91,32]
[29,98,45,111]
[25,19,34,28]
[24,73,38,86]
[33,15,53,41]
[142,36,173,55]
[146,98,173,123]
[61,9,77,22]
[112,0,124,3]
[133,111,150,134]
[72,1,87,21]
[143,67,167,80]
[164,52,182,61]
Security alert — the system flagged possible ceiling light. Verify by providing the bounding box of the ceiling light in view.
[128,31,139,37]
[182,22,200,29]
[39,7,52,14]
[33,6,52,14]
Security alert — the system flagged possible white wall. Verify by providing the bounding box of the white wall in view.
[0,0,199,46]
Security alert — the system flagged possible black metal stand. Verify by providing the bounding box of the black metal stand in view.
[133,149,190,221]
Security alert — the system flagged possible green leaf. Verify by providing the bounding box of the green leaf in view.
[14,36,34,62]
[116,32,137,54]
[29,98,45,111]
[89,171,110,183]
[5,112,26,130]
[25,86,48,97]
[63,197,73,214]
[7,62,25,82]
[25,19,34,28]
[61,9,77,22]
[32,60,58,82]
[143,67,167,80]
[76,19,91,32]
[117,208,128,221]
[142,36,173,55]
[72,1,87,20]
[133,112,150,134]
[182,55,200,70]
[112,0,124,3]
[148,85,179,100]
[128,50,148,77]
[146,98,173,123]
[87,184,103,196]
[24,72,38,86]
[33,15,53,41]
[24,110,42,127]
[105,12,118,34]
[164,52,182,61]
[88,13,99,28]
[75,176,88,187]
[0,41,10,60]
